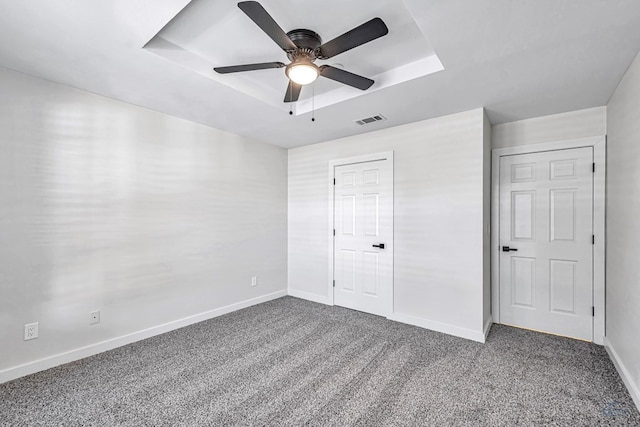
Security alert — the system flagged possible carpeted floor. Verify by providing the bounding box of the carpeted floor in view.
[1,296,638,426]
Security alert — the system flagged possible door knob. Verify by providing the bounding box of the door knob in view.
[502,246,518,252]
[372,243,385,249]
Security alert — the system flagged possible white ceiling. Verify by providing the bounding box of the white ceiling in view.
[1,0,639,148]
[146,0,442,111]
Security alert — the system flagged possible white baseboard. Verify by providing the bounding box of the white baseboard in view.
[483,316,493,341]
[287,288,332,306]
[594,333,605,346]
[604,337,640,412]
[387,312,487,343]
[289,290,488,344]
[0,290,287,385]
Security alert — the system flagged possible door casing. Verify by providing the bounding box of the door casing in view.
[491,136,606,344]
[328,151,394,316]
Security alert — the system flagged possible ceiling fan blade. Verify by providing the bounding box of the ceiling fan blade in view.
[214,62,285,74]
[317,17,388,59]
[238,1,297,51]
[319,65,374,90]
[284,81,302,103]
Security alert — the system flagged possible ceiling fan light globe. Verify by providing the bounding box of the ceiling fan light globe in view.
[286,62,319,85]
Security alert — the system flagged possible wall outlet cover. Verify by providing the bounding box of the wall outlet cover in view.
[24,322,39,341]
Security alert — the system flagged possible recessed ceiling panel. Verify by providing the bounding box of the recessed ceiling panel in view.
[144,0,443,112]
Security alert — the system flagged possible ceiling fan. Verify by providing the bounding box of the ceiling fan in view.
[214,1,389,103]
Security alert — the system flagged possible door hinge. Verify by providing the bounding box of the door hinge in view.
[333,178,336,185]
[333,280,335,288]
[592,306,595,317]
[333,229,335,236]
[592,234,595,245]
[592,162,595,173]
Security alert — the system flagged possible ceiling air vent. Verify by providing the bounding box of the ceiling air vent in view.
[355,114,387,126]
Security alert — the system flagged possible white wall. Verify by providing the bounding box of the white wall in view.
[492,106,606,149]
[288,109,489,341]
[0,67,288,380]
[482,111,491,330]
[605,51,640,409]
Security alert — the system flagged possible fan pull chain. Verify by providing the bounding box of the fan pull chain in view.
[311,84,315,122]
[289,83,293,115]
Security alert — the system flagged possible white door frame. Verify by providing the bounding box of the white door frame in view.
[327,151,394,316]
[491,136,606,344]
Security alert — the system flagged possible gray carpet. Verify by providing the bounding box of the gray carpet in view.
[1,296,638,426]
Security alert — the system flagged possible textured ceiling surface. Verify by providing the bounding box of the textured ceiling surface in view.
[1,0,640,148]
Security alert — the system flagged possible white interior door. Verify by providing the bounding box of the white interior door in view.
[333,159,392,316]
[499,147,593,340]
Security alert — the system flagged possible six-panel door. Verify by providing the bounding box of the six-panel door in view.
[499,147,593,340]
[333,160,392,316]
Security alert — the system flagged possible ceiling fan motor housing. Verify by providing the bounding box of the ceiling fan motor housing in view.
[214,2,388,101]
[286,29,322,62]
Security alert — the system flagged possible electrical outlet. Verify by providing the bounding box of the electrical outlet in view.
[251,276,257,287]
[24,322,38,341]
[90,310,100,325]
